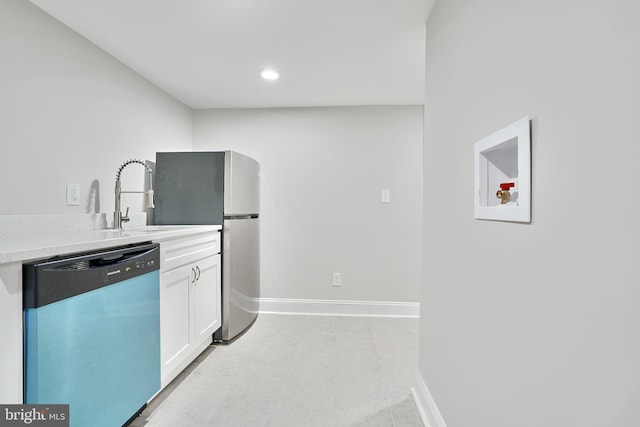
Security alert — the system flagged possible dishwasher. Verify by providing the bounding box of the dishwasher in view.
[23,242,161,427]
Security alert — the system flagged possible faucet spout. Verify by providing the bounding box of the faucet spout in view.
[114,159,154,229]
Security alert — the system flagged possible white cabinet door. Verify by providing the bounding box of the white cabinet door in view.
[193,254,221,346]
[160,265,192,387]
[157,231,221,389]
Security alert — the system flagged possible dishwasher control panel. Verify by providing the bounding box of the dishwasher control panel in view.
[23,242,160,309]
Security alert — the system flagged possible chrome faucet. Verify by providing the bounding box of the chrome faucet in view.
[114,159,155,229]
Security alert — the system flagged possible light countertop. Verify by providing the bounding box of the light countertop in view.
[0,225,222,264]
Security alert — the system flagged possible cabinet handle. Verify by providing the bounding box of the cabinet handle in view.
[195,266,201,281]
[191,267,196,283]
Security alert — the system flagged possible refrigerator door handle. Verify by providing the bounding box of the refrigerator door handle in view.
[224,214,259,220]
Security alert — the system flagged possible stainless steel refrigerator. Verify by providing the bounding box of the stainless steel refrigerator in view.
[154,151,260,342]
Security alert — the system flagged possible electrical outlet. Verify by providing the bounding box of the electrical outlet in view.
[381,189,391,203]
[332,272,342,287]
[66,184,80,206]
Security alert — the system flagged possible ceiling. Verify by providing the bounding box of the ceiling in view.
[30,0,432,109]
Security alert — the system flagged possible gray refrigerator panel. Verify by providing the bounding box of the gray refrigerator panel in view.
[222,217,260,340]
[224,151,260,216]
[154,152,225,225]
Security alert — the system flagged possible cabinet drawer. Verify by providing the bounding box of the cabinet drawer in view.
[160,232,220,272]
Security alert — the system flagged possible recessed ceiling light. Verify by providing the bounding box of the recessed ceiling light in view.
[260,69,279,81]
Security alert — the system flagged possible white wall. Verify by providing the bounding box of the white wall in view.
[194,106,423,303]
[0,0,423,308]
[419,0,640,426]
[0,0,192,216]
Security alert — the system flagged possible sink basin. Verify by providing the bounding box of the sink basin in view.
[94,225,218,239]
[124,226,187,233]
[95,226,189,235]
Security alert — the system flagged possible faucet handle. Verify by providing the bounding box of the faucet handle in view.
[122,207,131,223]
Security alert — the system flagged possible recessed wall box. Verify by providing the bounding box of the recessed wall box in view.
[474,116,531,223]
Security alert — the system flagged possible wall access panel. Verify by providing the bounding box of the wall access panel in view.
[474,116,531,223]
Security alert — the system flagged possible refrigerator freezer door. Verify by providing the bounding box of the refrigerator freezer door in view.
[155,152,225,225]
[224,151,260,216]
[222,216,260,340]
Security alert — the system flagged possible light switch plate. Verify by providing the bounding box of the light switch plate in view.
[381,189,391,203]
[66,184,80,206]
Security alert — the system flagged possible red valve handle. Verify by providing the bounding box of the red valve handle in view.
[499,182,515,191]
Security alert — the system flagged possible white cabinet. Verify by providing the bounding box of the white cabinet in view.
[158,231,221,388]
[0,262,23,403]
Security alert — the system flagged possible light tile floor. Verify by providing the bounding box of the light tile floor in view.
[130,314,423,427]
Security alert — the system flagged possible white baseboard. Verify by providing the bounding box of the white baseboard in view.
[412,370,447,427]
[258,298,419,318]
